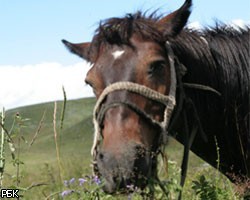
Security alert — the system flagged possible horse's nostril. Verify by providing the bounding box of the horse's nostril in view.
[99,152,104,160]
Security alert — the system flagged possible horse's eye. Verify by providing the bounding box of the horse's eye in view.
[85,79,93,88]
[147,60,165,76]
[85,79,97,94]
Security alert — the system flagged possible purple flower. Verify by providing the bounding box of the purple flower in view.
[79,178,87,186]
[63,180,69,187]
[61,190,73,197]
[93,175,101,185]
[69,177,75,184]
[126,184,138,192]
[126,184,134,190]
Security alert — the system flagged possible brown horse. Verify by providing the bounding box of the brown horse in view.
[62,0,250,194]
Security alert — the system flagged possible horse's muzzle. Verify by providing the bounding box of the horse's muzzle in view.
[96,145,154,193]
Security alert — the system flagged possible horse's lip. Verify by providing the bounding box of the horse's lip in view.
[102,174,149,194]
[102,177,129,194]
[102,184,116,194]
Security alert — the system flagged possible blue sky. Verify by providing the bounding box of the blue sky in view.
[0,0,249,109]
[1,0,249,65]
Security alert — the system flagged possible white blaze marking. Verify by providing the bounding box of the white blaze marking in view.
[112,50,125,59]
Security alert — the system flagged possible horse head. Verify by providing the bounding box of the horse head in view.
[62,0,192,193]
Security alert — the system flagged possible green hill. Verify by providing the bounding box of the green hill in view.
[4,97,96,163]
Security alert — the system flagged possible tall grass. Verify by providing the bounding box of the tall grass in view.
[53,101,63,190]
[0,107,5,188]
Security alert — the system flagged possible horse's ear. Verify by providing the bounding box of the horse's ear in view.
[158,0,192,37]
[62,39,91,61]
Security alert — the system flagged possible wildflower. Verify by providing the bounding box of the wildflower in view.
[69,177,75,184]
[126,184,134,190]
[126,184,139,192]
[61,190,73,197]
[93,175,101,185]
[126,184,136,192]
[79,178,87,186]
[63,180,69,187]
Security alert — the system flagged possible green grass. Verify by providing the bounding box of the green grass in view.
[0,97,243,199]
[2,98,95,199]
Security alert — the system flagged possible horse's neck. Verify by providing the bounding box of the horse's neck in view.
[173,68,223,170]
[171,31,250,178]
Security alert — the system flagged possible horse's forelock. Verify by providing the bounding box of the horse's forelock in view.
[91,12,164,49]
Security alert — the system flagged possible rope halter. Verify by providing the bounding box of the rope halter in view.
[91,41,177,160]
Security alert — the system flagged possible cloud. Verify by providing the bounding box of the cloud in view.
[230,19,250,29]
[0,62,94,110]
[187,19,250,30]
[187,21,203,30]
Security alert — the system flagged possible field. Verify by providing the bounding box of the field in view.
[0,98,245,199]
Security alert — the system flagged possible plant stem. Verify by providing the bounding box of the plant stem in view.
[214,136,220,192]
[16,121,21,187]
[29,110,46,147]
[53,101,63,186]
[60,86,67,130]
[0,107,5,188]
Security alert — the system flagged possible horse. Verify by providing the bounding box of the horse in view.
[62,0,250,194]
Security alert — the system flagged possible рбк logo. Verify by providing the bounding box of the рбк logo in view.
[1,189,19,198]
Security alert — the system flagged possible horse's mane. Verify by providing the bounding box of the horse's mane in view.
[172,26,250,175]
[173,25,250,96]
[171,25,249,112]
